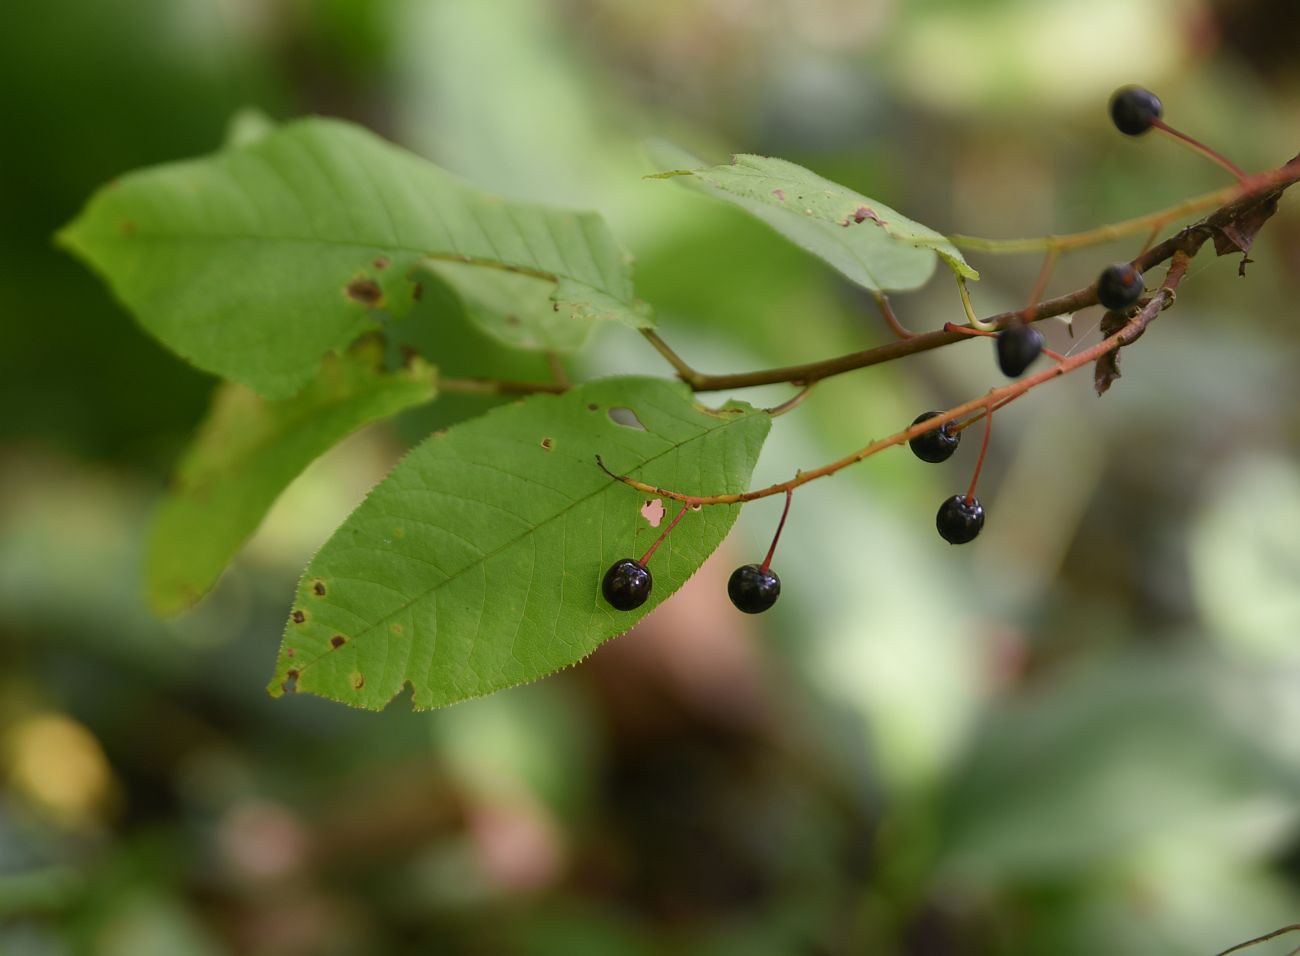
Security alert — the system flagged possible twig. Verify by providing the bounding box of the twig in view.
[604,256,1189,506]
[1212,924,1300,956]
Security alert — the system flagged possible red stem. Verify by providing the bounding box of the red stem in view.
[760,490,794,573]
[640,502,691,565]
[964,403,994,503]
[1151,118,1248,183]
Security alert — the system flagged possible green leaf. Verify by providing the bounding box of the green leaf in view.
[146,340,437,615]
[267,377,770,710]
[650,143,978,292]
[426,260,592,353]
[59,117,647,399]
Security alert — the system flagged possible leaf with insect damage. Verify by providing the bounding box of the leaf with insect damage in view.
[267,376,770,710]
[649,143,978,293]
[59,117,647,399]
[147,340,437,615]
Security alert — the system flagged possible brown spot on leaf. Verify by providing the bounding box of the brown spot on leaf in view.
[843,206,886,228]
[541,437,554,450]
[283,669,300,693]
[587,403,599,412]
[352,672,365,690]
[312,580,326,596]
[286,648,295,658]
[330,635,346,649]
[505,314,521,326]
[291,610,305,624]
[345,277,384,307]
[773,188,786,201]
[393,527,405,538]
[373,255,390,270]
[391,623,403,635]
[412,282,424,302]
[119,220,136,238]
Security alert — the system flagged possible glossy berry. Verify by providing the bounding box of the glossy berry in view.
[936,495,985,545]
[727,564,781,614]
[1109,86,1163,136]
[1096,262,1145,311]
[602,558,652,610]
[996,323,1044,378]
[909,411,961,463]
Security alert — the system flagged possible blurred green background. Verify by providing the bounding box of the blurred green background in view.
[4,0,1300,953]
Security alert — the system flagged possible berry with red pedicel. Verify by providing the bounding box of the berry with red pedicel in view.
[726,488,792,615]
[1109,86,1163,136]
[996,323,1044,378]
[1096,262,1145,311]
[936,495,985,544]
[602,558,652,610]
[727,564,780,614]
[909,411,961,463]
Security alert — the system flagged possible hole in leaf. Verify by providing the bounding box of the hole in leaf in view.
[608,406,646,430]
[641,499,665,527]
[283,670,299,694]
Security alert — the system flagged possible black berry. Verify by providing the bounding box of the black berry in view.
[727,564,781,614]
[936,495,985,545]
[909,411,961,463]
[602,558,652,610]
[996,323,1044,378]
[1109,86,1163,136]
[1096,262,1145,311]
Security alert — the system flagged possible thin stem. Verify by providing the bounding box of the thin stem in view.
[1213,925,1300,956]
[876,293,914,340]
[437,377,568,395]
[639,329,703,387]
[639,502,691,565]
[760,490,794,573]
[964,403,994,503]
[950,185,1238,254]
[545,351,570,388]
[762,384,815,417]
[957,274,996,330]
[1152,118,1248,184]
[1021,247,1059,318]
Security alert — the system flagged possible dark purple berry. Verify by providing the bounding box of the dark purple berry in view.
[996,323,1044,378]
[936,495,985,545]
[1109,86,1163,136]
[602,558,652,610]
[1096,262,1145,311]
[727,564,781,614]
[909,411,961,463]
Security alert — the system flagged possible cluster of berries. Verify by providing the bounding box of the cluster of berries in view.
[603,85,1223,608]
[603,490,792,615]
